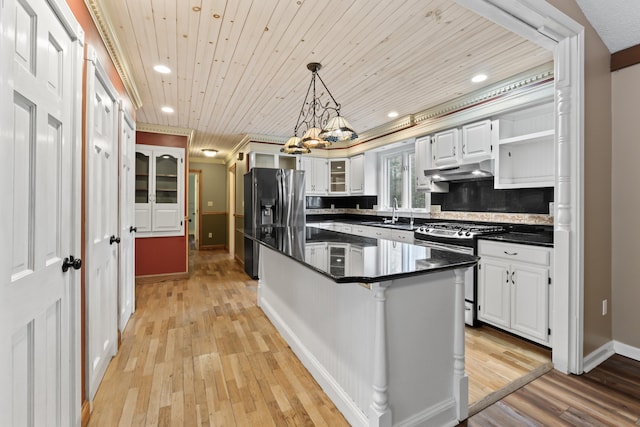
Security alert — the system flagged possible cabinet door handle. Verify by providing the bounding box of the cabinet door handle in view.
[511,271,516,284]
[504,251,518,256]
[505,270,509,283]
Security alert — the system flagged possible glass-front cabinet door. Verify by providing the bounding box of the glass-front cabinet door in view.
[135,144,185,237]
[329,159,348,194]
[155,154,179,203]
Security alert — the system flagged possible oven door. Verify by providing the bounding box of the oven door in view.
[415,239,475,325]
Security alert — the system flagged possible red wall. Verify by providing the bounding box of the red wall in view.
[135,132,189,276]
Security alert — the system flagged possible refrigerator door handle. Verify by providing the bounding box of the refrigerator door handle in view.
[277,169,284,226]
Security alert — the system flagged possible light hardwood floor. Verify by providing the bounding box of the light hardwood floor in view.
[88,249,551,426]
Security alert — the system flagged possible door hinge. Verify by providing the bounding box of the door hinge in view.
[478,305,481,312]
[548,328,551,335]
[181,158,184,163]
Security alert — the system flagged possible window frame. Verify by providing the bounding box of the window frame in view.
[380,145,428,212]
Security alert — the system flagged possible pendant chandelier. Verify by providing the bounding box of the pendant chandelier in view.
[281,62,358,154]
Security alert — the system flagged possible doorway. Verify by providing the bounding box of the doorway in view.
[188,170,201,250]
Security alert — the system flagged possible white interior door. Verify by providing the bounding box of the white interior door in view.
[0,0,82,424]
[86,49,120,402]
[119,109,136,332]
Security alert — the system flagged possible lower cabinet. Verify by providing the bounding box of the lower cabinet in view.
[477,240,552,346]
[305,243,328,271]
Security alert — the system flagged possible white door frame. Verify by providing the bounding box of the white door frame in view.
[456,0,585,374]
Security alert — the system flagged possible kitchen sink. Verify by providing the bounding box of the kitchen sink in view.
[360,221,416,231]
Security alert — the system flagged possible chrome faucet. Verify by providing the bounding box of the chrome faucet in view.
[392,197,399,224]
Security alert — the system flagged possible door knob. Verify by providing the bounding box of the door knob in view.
[110,235,121,245]
[129,226,137,233]
[62,256,82,272]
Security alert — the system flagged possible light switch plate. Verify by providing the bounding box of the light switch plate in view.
[208,201,213,207]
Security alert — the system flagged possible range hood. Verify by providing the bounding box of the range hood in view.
[424,159,494,182]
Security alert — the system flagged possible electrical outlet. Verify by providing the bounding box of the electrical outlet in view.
[208,232,212,238]
[602,299,608,316]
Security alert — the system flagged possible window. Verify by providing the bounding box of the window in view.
[381,147,427,210]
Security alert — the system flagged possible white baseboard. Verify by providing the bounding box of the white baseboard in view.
[394,398,456,427]
[583,341,615,373]
[583,340,640,372]
[614,341,640,362]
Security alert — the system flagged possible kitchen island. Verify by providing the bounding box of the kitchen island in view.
[246,225,478,427]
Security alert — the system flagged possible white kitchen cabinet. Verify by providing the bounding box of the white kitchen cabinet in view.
[329,158,349,194]
[461,119,493,161]
[494,102,555,189]
[349,152,378,195]
[415,136,450,192]
[300,157,328,195]
[305,243,327,271]
[415,136,431,189]
[135,144,185,237]
[432,128,459,167]
[477,240,552,346]
[249,152,298,170]
[349,155,364,194]
[390,229,413,242]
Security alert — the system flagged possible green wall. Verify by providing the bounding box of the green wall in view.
[191,160,228,247]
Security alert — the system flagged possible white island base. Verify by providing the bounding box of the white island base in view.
[258,246,469,427]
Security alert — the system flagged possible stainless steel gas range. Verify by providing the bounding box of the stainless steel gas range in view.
[414,222,506,326]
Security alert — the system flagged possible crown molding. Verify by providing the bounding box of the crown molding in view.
[136,122,195,146]
[412,63,554,125]
[224,133,287,163]
[84,0,143,109]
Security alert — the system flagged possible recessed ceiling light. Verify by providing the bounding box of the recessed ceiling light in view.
[153,65,171,74]
[471,74,487,83]
[161,106,174,113]
[387,111,399,118]
[202,149,218,157]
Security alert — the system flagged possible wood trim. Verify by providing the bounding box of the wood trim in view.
[83,0,142,108]
[81,400,91,427]
[199,244,227,250]
[188,169,203,251]
[235,214,245,218]
[234,254,245,265]
[135,272,189,284]
[202,211,227,215]
[611,44,640,71]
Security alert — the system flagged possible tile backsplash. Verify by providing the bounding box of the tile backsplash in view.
[306,195,377,210]
[430,178,554,214]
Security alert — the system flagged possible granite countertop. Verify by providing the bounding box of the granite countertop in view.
[245,225,478,284]
[478,232,554,247]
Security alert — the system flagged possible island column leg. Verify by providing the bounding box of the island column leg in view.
[369,282,391,427]
[453,268,469,421]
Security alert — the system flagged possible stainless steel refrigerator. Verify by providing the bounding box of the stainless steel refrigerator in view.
[244,168,306,279]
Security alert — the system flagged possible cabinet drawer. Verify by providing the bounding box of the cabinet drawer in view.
[478,240,550,266]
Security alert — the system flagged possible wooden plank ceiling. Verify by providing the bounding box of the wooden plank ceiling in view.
[100,0,552,158]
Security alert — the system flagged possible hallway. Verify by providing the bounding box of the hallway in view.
[88,250,348,426]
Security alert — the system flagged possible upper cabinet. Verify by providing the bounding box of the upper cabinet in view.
[249,152,298,170]
[494,102,554,189]
[329,159,349,194]
[349,153,378,195]
[432,128,459,167]
[461,119,493,161]
[135,144,185,237]
[349,155,364,194]
[300,157,328,195]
